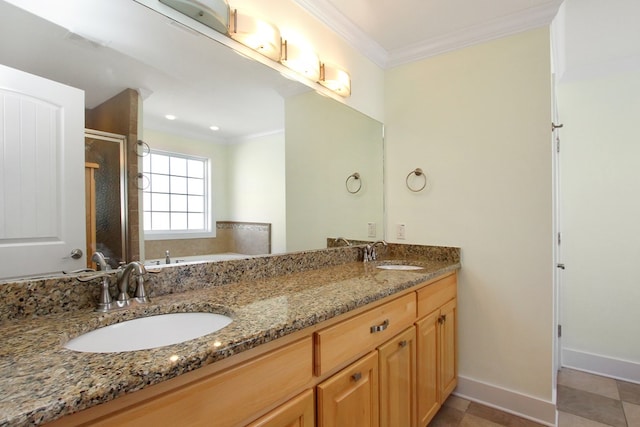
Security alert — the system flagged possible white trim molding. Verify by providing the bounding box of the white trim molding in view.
[293,0,389,68]
[295,0,562,68]
[455,376,557,426]
[562,348,640,385]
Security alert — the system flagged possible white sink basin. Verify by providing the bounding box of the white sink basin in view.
[65,312,232,353]
[377,265,424,271]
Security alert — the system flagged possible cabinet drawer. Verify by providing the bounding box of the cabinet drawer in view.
[315,293,416,376]
[90,337,313,427]
[416,274,456,318]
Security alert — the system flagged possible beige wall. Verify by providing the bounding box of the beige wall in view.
[558,71,640,378]
[385,28,555,418]
[555,0,640,383]
[227,132,286,254]
[286,91,384,252]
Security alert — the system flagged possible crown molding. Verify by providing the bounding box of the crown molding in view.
[386,2,562,68]
[295,0,562,69]
[293,0,389,68]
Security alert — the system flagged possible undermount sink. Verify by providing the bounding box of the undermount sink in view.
[64,312,233,353]
[376,265,424,271]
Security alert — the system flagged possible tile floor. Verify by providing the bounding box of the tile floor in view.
[428,368,640,427]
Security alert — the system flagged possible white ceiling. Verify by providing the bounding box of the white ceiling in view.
[295,0,564,67]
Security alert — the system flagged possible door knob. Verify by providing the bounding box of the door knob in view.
[69,249,83,259]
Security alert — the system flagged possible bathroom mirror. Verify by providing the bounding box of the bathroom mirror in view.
[0,0,384,277]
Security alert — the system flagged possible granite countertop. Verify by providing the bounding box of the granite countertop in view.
[0,258,459,426]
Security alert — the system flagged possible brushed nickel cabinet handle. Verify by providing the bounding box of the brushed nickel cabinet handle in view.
[352,372,362,382]
[370,319,389,333]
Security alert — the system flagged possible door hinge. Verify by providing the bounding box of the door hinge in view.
[556,137,560,153]
[558,324,562,338]
[557,232,561,245]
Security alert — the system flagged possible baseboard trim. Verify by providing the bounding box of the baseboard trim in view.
[562,348,640,384]
[454,376,557,426]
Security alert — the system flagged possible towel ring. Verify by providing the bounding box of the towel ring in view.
[135,140,150,157]
[346,172,362,194]
[137,172,150,190]
[406,168,427,192]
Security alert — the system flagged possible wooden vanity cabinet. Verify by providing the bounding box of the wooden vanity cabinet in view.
[415,274,457,426]
[247,389,315,427]
[378,326,417,427]
[317,351,379,427]
[54,337,313,427]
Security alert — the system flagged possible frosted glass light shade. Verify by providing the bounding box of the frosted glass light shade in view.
[159,0,230,34]
[319,63,351,97]
[281,40,320,81]
[229,9,281,61]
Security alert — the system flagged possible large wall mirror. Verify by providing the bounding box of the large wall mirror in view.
[0,0,384,277]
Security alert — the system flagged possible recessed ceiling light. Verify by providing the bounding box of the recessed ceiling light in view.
[165,114,177,120]
[210,125,220,131]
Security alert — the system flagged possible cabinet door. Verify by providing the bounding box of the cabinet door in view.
[317,351,379,427]
[415,311,439,427]
[439,299,457,401]
[247,389,315,427]
[378,327,416,427]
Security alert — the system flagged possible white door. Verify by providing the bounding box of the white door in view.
[0,64,86,279]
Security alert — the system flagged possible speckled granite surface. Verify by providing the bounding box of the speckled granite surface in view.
[0,244,460,426]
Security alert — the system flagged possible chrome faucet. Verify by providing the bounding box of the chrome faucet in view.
[116,261,149,305]
[363,240,387,262]
[76,255,151,312]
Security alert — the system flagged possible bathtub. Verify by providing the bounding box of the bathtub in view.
[145,253,254,267]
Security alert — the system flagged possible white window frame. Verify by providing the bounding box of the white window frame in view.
[142,149,215,240]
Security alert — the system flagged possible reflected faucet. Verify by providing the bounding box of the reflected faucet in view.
[91,252,109,271]
[363,240,387,262]
[334,237,352,247]
[116,261,149,305]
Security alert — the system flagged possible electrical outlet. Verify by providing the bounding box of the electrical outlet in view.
[367,222,376,238]
[397,223,406,240]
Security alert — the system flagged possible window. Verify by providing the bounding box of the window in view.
[142,150,213,239]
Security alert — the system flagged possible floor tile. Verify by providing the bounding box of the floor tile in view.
[623,401,640,427]
[618,381,640,406]
[558,385,627,427]
[557,411,613,427]
[429,405,465,427]
[459,413,504,427]
[466,402,544,426]
[445,395,471,413]
[559,368,620,400]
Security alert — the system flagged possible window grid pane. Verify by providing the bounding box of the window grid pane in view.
[143,150,209,232]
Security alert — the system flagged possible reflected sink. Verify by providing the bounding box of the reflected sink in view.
[65,312,232,353]
[376,265,424,271]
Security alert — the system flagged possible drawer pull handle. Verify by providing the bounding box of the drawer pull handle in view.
[399,340,408,348]
[352,372,362,382]
[370,319,389,333]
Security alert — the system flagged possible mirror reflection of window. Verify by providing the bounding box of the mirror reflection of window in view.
[143,150,212,238]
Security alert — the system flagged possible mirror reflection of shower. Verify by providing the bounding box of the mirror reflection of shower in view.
[84,129,127,269]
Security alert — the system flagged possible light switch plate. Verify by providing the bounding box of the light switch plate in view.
[397,224,406,240]
[367,222,376,238]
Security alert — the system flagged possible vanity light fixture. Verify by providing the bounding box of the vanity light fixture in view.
[229,9,281,62]
[165,114,177,120]
[159,0,230,35]
[319,63,351,97]
[281,40,320,81]
[209,125,220,131]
